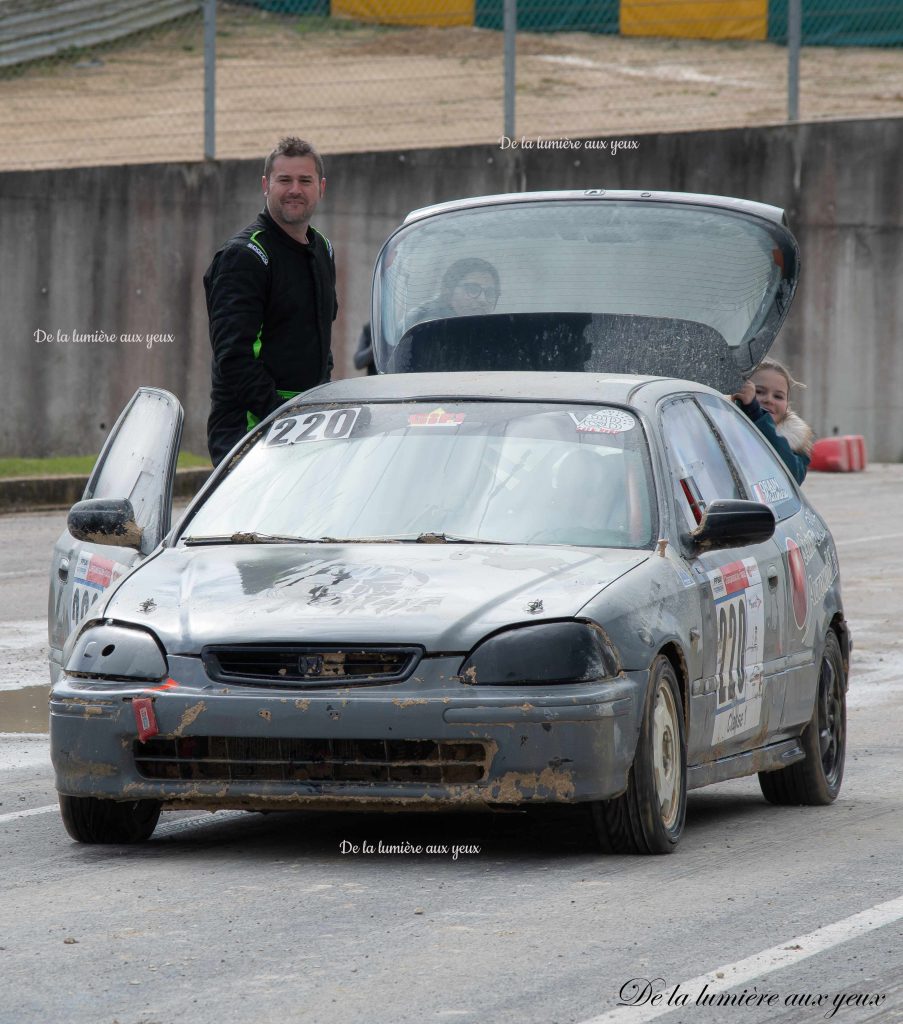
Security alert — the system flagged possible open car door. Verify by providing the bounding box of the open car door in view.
[48,387,183,682]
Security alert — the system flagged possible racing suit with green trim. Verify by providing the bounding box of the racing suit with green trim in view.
[204,208,338,465]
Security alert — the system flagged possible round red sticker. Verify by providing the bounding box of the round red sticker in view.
[786,537,808,630]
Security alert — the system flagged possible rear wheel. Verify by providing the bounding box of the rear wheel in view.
[759,630,846,805]
[591,656,687,854]
[59,794,161,844]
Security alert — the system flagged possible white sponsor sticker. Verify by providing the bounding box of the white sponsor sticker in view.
[753,476,791,505]
[675,566,695,589]
[707,557,765,744]
[265,407,362,447]
[569,409,636,435]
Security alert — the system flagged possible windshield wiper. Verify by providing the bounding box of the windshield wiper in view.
[324,532,509,544]
[412,532,507,544]
[182,532,509,547]
[183,532,326,546]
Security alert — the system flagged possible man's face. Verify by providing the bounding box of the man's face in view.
[450,271,499,316]
[263,155,325,231]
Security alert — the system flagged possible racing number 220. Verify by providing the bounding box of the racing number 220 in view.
[717,598,747,704]
[708,558,764,714]
[265,407,362,447]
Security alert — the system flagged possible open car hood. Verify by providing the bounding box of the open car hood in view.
[371,190,800,393]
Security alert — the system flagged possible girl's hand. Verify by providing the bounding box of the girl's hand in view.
[732,379,756,405]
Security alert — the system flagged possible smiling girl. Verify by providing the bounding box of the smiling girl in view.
[732,358,814,484]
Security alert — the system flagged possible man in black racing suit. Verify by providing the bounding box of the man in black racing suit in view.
[204,136,338,466]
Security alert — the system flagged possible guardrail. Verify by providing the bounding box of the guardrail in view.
[0,0,197,67]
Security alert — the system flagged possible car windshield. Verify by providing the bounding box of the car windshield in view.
[182,402,655,549]
[373,197,797,392]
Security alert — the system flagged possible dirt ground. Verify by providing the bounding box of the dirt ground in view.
[1,3,902,169]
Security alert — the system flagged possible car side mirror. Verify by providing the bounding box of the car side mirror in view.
[67,498,143,551]
[689,499,775,553]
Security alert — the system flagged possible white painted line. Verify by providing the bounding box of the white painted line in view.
[154,810,247,837]
[834,531,903,548]
[0,804,247,831]
[0,803,57,824]
[578,894,903,1023]
[538,54,601,70]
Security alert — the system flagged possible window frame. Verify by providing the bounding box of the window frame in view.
[658,394,745,534]
[695,393,802,523]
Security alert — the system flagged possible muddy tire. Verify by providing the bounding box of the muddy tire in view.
[591,656,687,854]
[59,794,161,843]
[759,630,846,806]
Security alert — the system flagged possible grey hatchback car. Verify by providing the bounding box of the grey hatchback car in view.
[49,190,848,853]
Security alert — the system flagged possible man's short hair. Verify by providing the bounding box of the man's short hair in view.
[264,137,324,181]
[439,257,500,300]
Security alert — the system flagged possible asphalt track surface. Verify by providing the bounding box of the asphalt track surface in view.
[0,467,901,1024]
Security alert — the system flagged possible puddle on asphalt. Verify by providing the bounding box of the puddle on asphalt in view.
[0,685,49,733]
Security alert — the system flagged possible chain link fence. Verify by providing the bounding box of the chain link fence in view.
[1,0,901,170]
[1,1,204,167]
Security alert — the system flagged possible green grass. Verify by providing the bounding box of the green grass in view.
[0,452,211,479]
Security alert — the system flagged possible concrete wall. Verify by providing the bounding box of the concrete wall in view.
[2,116,901,460]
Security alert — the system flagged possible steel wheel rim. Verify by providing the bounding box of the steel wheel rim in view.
[818,651,844,786]
[652,681,681,830]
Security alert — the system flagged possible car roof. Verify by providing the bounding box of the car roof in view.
[402,188,788,227]
[291,370,711,408]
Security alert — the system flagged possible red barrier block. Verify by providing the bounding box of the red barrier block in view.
[846,434,868,471]
[810,435,867,472]
[810,437,849,472]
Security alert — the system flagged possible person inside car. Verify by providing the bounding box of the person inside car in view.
[414,257,501,322]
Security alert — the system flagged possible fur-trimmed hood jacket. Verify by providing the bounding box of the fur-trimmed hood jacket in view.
[775,409,815,457]
[737,398,814,484]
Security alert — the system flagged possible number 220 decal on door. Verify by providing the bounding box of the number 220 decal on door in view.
[707,558,765,744]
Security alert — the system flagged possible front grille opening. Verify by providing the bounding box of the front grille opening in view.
[134,736,489,785]
[203,645,422,687]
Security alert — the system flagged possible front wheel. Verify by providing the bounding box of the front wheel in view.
[59,794,161,844]
[759,630,846,805]
[591,656,687,854]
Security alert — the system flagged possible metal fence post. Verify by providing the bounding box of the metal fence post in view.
[504,0,516,140]
[204,0,216,159]
[788,0,801,121]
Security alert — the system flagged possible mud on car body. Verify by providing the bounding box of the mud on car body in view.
[49,191,849,852]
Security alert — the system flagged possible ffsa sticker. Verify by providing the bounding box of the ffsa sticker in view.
[266,408,362,446]
[70,553,129,632]
[569,410,636,435]
[707,558,765,744]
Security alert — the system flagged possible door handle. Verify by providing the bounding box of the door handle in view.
[58,557,70,583]
[767,565,779,589]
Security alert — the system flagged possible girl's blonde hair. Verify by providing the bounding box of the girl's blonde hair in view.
[754,357,806,395]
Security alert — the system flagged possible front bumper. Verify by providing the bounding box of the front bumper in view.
[51,655,645,810]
